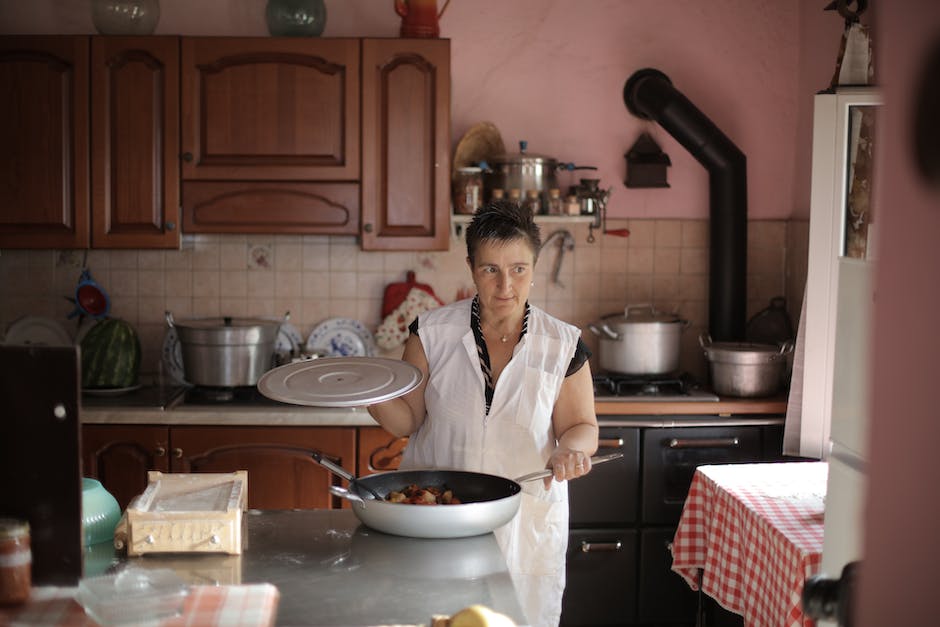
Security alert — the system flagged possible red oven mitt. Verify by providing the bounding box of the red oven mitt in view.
[381,271,443,318]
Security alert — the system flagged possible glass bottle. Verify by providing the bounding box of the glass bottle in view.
[523,189,542,215]
[547,188,563,216]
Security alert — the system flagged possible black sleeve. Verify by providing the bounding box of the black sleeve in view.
[565,337,592,377]
[408,317,420,336]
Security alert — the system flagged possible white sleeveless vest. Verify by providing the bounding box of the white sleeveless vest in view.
[400,298,581,627]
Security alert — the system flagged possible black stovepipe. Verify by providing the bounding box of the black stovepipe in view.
[623,68,747,342]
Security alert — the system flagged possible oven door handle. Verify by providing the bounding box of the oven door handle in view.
[598,438,625,448]
[580,540,623,553]
[668,437,740,449]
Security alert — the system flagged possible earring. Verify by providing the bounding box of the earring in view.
[530,281,535,286]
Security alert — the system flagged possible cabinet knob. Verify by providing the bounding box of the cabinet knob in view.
[181,152,193,162]
[172,448,183,459]
[154,446,166,457]
[165,221,176,231]
[363,223,373,233]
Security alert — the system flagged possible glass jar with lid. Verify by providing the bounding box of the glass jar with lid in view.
[547,188,563,215]
[453,167,483,215]
[523,189,542,215]
[0,518,31,606]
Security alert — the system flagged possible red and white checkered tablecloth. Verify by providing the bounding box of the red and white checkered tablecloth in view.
[671,462,828,627]
[0,583,279,626]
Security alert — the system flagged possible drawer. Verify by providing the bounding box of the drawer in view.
[641,426,763,524]
[561,528,638,626]
[568,428,640,525]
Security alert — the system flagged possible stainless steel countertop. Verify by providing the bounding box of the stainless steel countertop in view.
[111,510,528,626]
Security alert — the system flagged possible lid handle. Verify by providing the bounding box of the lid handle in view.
[519,140,527,154]
[165,311,175,328]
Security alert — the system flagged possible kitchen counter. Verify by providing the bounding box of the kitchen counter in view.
[81,391,787,427]
[125,510,527,626]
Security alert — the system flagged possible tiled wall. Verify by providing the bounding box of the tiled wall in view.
[0,218,807,383]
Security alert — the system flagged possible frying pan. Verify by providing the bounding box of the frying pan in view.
[316,453,622,539]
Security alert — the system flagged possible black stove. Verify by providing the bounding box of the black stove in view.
[592,372,719,402]
[182,385,289,406]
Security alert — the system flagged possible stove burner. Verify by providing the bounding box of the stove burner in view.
[183,385,286,406]
[593,373,719,401]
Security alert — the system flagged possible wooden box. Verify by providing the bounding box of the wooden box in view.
[125,471,248,556]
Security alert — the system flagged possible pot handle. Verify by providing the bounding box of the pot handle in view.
[165,310,175,329]
[624,303,656,318]
[587,323,621,341]
[698,333,713,350]
[329,485,365,506]
[778,340,795,356]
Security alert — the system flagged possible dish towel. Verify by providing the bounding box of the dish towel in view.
[0,583,279,626]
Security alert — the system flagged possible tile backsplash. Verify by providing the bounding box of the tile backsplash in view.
[0,218,807,383]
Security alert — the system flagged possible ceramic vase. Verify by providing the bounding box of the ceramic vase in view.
[266,0,327,37]
[91,0,161,35]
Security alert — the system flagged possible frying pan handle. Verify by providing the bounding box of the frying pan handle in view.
[312,451,356,482]
[329,485,365,504]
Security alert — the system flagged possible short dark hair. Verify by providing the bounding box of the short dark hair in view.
[465,200,542,265]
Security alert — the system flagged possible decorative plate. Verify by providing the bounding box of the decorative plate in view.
[161,328,187,384]
[306,318,376,358]
[257,356,422,407]
[2,316,72,346]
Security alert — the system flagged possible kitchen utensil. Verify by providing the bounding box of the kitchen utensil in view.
[68,268,111,320]
[306,318,376,357]
[512,452,624,483]
[394,0,450,38]
[257,356,423,407]
[699,334,794,397]
[311,451,382,499]
[165,311,280,387]
[745,296,794,345]
[161,327,187,384]
[453,122,505,181]
[381,271,443,318]
[327,468,522,539]
[484,141,597,211]
[588,305,689,375]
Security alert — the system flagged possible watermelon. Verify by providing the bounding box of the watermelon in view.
[80,318,142,389]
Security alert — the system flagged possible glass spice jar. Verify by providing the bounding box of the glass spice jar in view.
[547,188,563,216]
[0,518,31,606]
[453,167,483,215]
[523,189,542,215]
[565,194,581,216]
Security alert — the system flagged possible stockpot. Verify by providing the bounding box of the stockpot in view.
[699,334,794,397]
[588,305,688,375]
[165,311,280,387]
[484,141,596,206]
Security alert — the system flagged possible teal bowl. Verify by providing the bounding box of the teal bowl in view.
[82,478,122,547]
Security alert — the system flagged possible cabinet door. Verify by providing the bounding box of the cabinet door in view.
[357,426,408,477]
[0,36,90,249]
[361,39,451,251]
[81,425,170,510]
[638,527,698,624]
[181,37,359,182]
[170,426,356,510]
[562,529,638,626]
[91,36,180,249]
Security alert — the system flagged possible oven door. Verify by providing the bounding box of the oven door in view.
[568,427,640,525]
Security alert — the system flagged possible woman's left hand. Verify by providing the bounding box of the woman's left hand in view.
[543,447,593,488]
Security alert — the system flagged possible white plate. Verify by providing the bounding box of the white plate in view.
[257,356,422,407]
[161,328,187,384]
[2,316,72,346]
[306,318,376,357]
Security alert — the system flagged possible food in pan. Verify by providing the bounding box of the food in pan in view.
[385,484,462,505]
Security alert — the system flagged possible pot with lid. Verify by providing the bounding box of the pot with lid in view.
[483,140,596,213]
[165,311,280,387]
[588,305,688,375]
[699,334,794,397]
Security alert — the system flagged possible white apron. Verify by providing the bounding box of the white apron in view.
[400,299,580,627]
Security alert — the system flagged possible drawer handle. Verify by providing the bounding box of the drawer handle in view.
[580,541,622,553]
[668,437,739,449]
[172,447,183,459]
[598,438,624,448]
[154,446,166,457]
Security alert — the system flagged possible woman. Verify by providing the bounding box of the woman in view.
[367,200,598,627]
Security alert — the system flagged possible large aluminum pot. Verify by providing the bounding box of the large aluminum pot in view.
[166,311,279,387]
[483,140,596,209]
[329,469,522,539]
[588,305,688,375]
[699,334,794,397]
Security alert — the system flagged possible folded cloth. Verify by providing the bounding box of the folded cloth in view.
[0,583,280,627]
[375,287,443,351]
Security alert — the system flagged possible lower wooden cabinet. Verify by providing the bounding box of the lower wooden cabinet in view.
[82,425,355,511]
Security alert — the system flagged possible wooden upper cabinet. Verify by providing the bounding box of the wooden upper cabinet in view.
[91,37,180,249]
[0,36,90,249]
[181,37,360,181]
[361,39,451,251]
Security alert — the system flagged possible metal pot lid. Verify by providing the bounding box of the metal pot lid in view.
[488,140,558,166]
[605,304,683,325]
[257,356,422,408]
[703,341,792,364]
[171,316,279,330]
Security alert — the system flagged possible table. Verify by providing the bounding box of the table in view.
[0,510,528,626]
[670,462,828,627]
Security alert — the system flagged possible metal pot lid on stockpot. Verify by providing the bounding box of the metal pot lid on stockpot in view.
[165,312,281,387]
[588,305,688,375]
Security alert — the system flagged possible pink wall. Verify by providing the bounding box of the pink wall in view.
[858,1,940,624]
[0,0,848,220]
